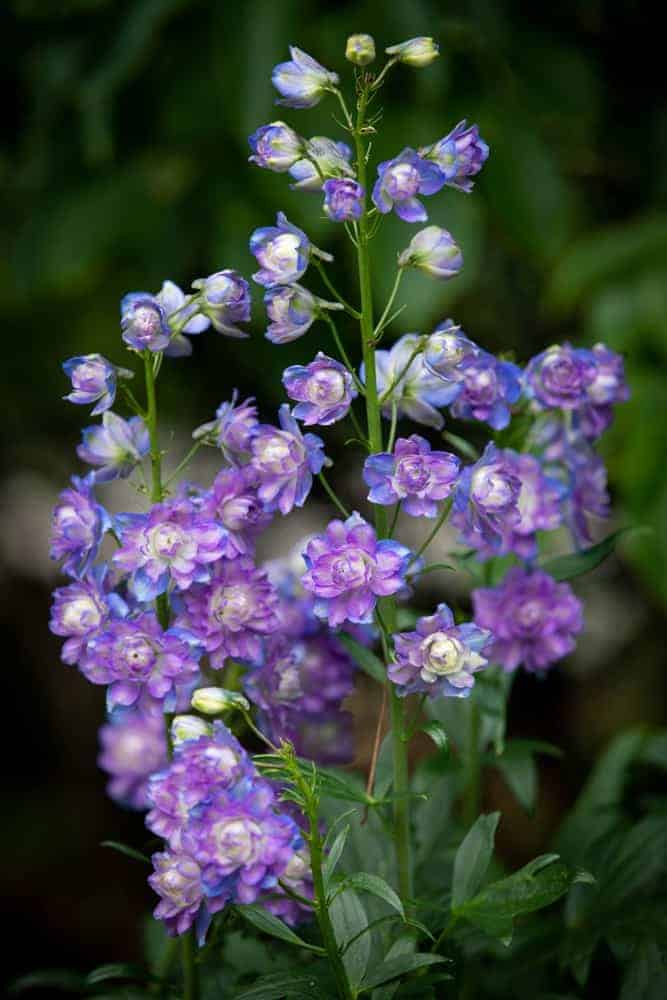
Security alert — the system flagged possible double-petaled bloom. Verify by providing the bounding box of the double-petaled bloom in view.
[251,212,331,287]
[272,46,339,109]
[98,709,167,810]
[420,120,489,193]
[250,404,327,514]
[282,352,357,426]
[448,352,522,431]
[62,354,132,415]
[301,512,412,627]
[190,270,251,338]
[389,603,491,697]
[193,391,259,462]
[524,343,598,411]
[50,473,111,579]
[323,178,365,221]
[121,292,172,352]
[49,565,126,665]
[196,466,270,558]
[370,333,458,429]
[398,226,463,280]
[363,434,460,517]
[113,498,227,602]
[372,148,444,222]
[77,411,150,483]
[423,320,480,381]
[452,443,522,552]
[473,567,584,672]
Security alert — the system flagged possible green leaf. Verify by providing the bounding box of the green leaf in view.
[421,720,449,754]
[451,812,500,909]
[454,854,578,944]
[474,667,515,754]
[337,632,386,684]
[101,840,150,864]
[441,429,480,461]
[323,824,349,887]
[494,741,562,813]
[619,938,667,1000]
[236,905,324,953]
[330,888,371,989]
[331,872,405,920]
[85,963,153,986]
[540,528,632,581]
[8,970,86,995]
[360,954,447,991]
[234,972,333,1000]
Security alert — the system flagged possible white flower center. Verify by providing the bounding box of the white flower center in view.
[420,632,465,678]
[214,817,263,865]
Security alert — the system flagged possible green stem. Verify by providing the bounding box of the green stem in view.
[164,440,204,487]
[410,498,453,566]
[318,470,351,518]
[463,697,482,827]
[353,83,413,913]
[373,268,404,337]
[323,314,365,394]
[143,352,163,505]
[181,930,199,1000]
[315,261,361,319]
[309,812,354,999]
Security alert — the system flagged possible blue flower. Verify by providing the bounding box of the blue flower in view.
[289,137,354,192]
[190,271,251,338]
[398,226,463,280]
[120,293,171,352]
[62,354,132,415]
[77,411,150,483]
[157,281,210,357]
[250,212,331,288]
[272,46,339,109]
[265,284,341,344]
[372,148,444,223]
[420,120,489,193]
[365,333,458,429]
[323,179,364,222]
[248,121,304,171]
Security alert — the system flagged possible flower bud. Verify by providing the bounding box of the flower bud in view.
[345,34,376,66]
[171,714,212,745]
[386,36,439,68]
[191,687,250,715]
[398,226,463,281]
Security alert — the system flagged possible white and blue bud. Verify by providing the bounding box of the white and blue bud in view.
[386,36,440,68]
[191,687,250,715]
[398,226,463,281]
[171,714,212,745]
[346,34,376,66]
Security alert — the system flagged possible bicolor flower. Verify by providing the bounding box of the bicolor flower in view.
[282,353,357,425]
[420,120,489,193]
[49,565,127,665]
[368,332,458,429]
[524,344,598,411]
[323,178,364,221]
[193,391,259,462]
[289,137,354,192]
[156,280,210,357]
[98,709,167,810]
[248,121,304,171]
[385,37,439,68]
[449,352,522,430]
[190,270,251,338]
[451,443,522,552]
[372,148,444,223]
[250,404,327,515]
[265,284,342,345]
[389,604,491,697]
[363,435,460,517]
[62,354,132,415]
[301,511,412,627]
[250,212,331,287]
[272,45,339,109]
[77,411,150,483]
[120,292,171,352]
[473,567,584,673]
[398,226,463,280]
[423,320,480,383]
[50,473,111,579]
[197,466,270,558]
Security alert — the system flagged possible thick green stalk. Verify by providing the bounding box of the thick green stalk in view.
[463,697,482,827]
[143,351,198,1000]
[353,86,413,911]
[309,813,354,999]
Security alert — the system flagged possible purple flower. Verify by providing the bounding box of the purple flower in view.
[452,444,522,553]
[120,292,171,352]
[193,391,259,461]
[282,353,357,426]
[272,46,339,109]
[248,121,304,171]
[323,179,364,222]
[196,466,270,558]
[473,567,584,672]
[157,280,211,357]
[50,473,111,579]
[364,435,460,517]
[420,120,489,193]
[301,512,412,627]
[525,344,598,411]
[398,226,463,280]
[77,411,150,483]
[579,343,630,438]
[265,846,313,926]
[289,137,354,192]
[265,284,341,345]
[251,212,330,288]
[390,604,491,697]
[147,722,253,848]
[369,333,458,429]
[449,353,522,431]
[149,850,206,938]
[385,36,439,68]
[62,354,131,415]
[98,709,167,809]
[423,319,480,382]
[371,148,444,223]
[113,498,227,602]
[565,445,610,547]
[79,611,201,711]
[250,404,327,515]
[191,270,251,338]
[49,566,126,665]
[179,557,280,669]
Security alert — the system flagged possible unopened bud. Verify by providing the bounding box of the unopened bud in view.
[346,34,376,66]
[385,37,439,68]
[191,687,250,715]
[171,714,212,745]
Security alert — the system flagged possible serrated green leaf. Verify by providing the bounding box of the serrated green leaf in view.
[101,840,150,864]
[540,528,632,581]
[236,905,323,953]
[331,872,405,920]
[323,824,349,887]
[330,888,370,989]
[360,954,447,991]
[452,812,500,909]
[337,632,386,684]
[421,720,449,754]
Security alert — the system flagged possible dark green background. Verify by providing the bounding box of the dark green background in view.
[2,0,666,990]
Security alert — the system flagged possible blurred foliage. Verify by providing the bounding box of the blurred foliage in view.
[2,0,665,600]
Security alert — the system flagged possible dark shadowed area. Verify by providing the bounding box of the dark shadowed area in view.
[2,0,666,994]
